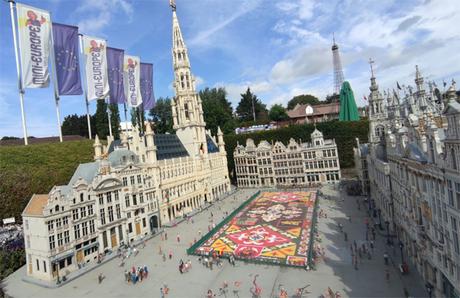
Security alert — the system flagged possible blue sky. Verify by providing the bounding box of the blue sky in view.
[1,0,460,137]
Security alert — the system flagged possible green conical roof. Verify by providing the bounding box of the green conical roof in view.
[339,81,360,121]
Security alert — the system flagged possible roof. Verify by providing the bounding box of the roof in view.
[206,135,219,153]
[154,134,189,160]
[359,144,369,156]
[23,194,49,216]
[108,149,137,167]
[406,142,428,164]
[287,102,340,118]
[68,162,99,186]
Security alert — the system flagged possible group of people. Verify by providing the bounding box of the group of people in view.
[178,259,192,273]
[124,265,149,285]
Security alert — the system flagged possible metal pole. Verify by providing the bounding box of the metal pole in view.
[251,93,256,123]
[78,34,92,139]
[123,103,128,132]
[8,0,28,145]
[49,21,63,142]
[107,98,113,138]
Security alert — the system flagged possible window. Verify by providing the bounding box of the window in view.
[89,220,95,234]
[452,148,457,170]
[56,218,62,228]
[107,192,112,203]
[74,225,81,239]
[80,207,86,218]
[48,220,54,231]
[184,103,189,119]
[114,191,119,201]
[130,176,135,185]
[59,259,65,270]
[100,209,106,225]
[140,193,144,204]
[127,212,131,219]
[43,261,47,273]
[88,205,93,216]
[25,220,29,230]
[142,218,146,227]
[72,209,79,221]
[133,194,137,205]
[63,216,69,226]
[36,259,40,271]
[57,233,63,246]
[98,194,104,205]
[123,177,128,186]
[137,175,142,184]
[116,204,121,219]
[128,223,133,233]
[66,256,72,266]
[108,206,114,222]
[80,193,84,202]
[82,222,88,236]
[49,235,55,250]
[26,235,30,248]
[64,231,70,244]
[125,195,130,207]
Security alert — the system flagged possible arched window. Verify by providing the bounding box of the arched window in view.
[452,148,457,170]
[80,193,84,202]
[55,205,59,212]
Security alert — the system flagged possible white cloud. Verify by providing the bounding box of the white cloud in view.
[194,76,205,87]
[76,0,134,35]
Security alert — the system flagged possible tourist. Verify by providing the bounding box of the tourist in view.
[163,253,166,262]
[144,265,148,278]
[177,233,180,243]
[164,232,168,240]
[383,252,389,265]
[124,270,129,283]
[160,287,165,298]
[344,232,348,242]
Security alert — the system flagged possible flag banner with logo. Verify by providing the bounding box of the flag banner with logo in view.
[140,63,155,110]
[16,3,51,88]
[82,35,109,101]
[52,23,83,95]
[107,47,126,104]
[123,55,142,107]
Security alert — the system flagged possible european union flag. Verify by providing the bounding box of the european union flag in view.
[107,47,126,104]
[140,63,155,110]
[52,23,83,95]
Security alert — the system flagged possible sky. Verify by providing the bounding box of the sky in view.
[1,0,460,138]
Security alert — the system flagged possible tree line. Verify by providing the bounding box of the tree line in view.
[61,87,327,138]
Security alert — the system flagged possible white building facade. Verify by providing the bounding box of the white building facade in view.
[21,6,230,283]
[234,129,341,188]
[356,64,460,297]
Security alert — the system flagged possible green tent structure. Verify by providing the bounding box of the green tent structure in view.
[339,81,360,121]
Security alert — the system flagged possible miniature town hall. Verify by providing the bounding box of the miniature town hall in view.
[21,7,230,282]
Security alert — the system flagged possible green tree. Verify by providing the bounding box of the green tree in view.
[236,88,268,123]
[269,104,289,121]
[149,97,174,134]
[130,107,145,132]
[199,87,237,135]
[62,114,91,137]
[108,104,121,139]
[94,100,109,139]
[287,94,320,110]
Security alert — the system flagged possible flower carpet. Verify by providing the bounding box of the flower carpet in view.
[191,191,318,267]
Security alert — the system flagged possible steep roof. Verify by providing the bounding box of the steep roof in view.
[206,135,219,153]
[23,194,49,217]
[154,134,189,160]
[287,102,340,118]
[68,162,99,186]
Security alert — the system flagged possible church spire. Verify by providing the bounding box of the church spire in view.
[170,0,207,157]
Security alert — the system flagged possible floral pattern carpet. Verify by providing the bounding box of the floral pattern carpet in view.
[194,191,317,266]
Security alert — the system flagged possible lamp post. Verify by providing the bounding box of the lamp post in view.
[399,241,404,263]
[385,220,390,245]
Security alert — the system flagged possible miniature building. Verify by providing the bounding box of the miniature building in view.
[234,128,341,188]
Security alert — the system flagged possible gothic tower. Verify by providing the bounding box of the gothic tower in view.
[367,59,388,147]
[170,1,207,157]
[332,35,345,95]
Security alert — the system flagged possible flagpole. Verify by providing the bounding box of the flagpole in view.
[78,33,92,139]
[123,102,129,133]
[8,0,28,146]
[49,21,63,142]
[107,97,113,138]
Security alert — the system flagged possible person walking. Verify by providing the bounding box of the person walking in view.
[384,252,389,265]
[160,287,165,298]
[169,250,173,260]
[344,232,348,242]
[164,232,168,241]
[177,233,181,243]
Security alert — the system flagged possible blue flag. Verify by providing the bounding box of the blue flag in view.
[52,23,83,95]
[107,47,126,104]
[140,63,155,110]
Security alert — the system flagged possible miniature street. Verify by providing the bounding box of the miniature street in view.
[4,186,427,298]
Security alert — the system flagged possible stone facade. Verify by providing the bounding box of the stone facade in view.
[21,7,230,283]
[355,64,460,297]
[234,129,341,188]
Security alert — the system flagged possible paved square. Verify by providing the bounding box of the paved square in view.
[4,186,426,298]
[191,191,317,267]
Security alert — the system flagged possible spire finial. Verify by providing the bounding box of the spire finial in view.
[169,0,176,11]
[368,58,375,78]
[332,32,336,45]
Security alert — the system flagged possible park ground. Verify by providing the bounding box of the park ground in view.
[3,185,427,298]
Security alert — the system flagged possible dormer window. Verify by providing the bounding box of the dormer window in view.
[55,205,59,212]
[452,148,457,170]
